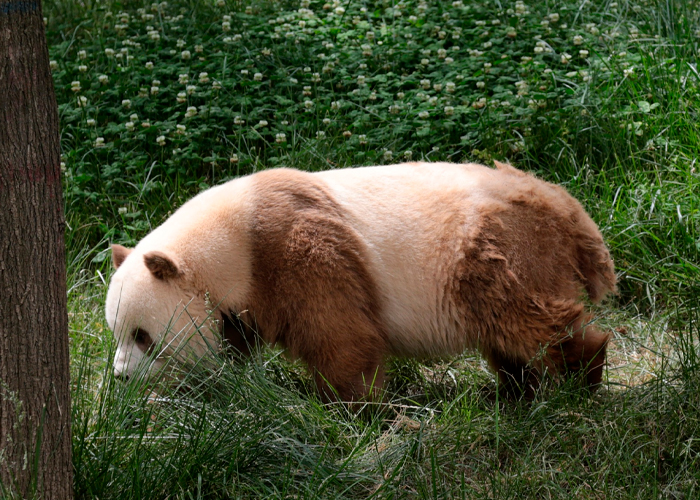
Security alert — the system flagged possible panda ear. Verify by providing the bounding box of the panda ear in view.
[112,244,133,269]
[143,251,180,281]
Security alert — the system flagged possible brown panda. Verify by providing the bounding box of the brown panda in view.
[105,162,616,400]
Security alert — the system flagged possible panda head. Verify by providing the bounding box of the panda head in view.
[105,244,218,380]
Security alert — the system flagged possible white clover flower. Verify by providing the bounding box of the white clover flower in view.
[623,67,634,77]
[156,135,166,146]
[222,21,231,31]
[94,137,105,148]
[181,50,191,60]
[258,120,268,127]
[86,118,96,126]
[142,121,151,128]
[177,91,187,103]
[50,60,59,71]
[145,61,154,70]
[403,150,412,160]
[186,85,196,95]
[138,88,148,98]
[212,80,222,90]
[150,86,159,95]
[254,72,263,81]
[334,6,345,15]
[198,72,209,83]
[418,110,429,119]
[445,57,454,64]
[176,124,186,134]
[565,71,578,78]
[122,99,131,108]
[483,41,493,49]
[177,38,186,48]
[444,106,454,116]
[579,49,589,58]
[331,101,340,110]
[358,134,367,145]
[148,31,160,41]
[316,130,325,139]
[561,53,572,64]
[549,13,560,22]
[185,106,198,118]
[78,64,87,72]
[223,14,231,22]
[369,92,377,101]
[95,74,108,85]
[230,154,239,163]
[234,116,244,125]
[343,130,352,138]
[105,48,115,57]
[573,35,584,45]
[241,69,249,75]
[195,45,204,53]
[357,75,366,85]
[304,100,314,109]
[323,118,331,125]
[420,79,430,89]
[312,72,321,82]
[275,132,287,143]
[445,82,456,93]
[130,113,138,121]
[433,83,443,92]
[78,50,87,60]
[521,56,533,63]
[216,0,224,6]
[125,121,135,131]
[472,97,487,109]
[389,105,401,114]
[383,149,393,161]
[421,58,430,65]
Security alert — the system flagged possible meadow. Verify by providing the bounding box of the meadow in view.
[43,0,700,497]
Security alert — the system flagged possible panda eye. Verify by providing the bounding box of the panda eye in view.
[132,328,154,354]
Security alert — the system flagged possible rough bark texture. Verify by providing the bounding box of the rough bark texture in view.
[0,1,73,497]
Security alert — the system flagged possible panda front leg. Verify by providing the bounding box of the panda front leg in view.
[288,315,388,403]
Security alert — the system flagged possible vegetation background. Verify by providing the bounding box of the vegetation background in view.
[41,0,700,497]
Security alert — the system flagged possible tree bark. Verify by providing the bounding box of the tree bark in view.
[0,1,73,498]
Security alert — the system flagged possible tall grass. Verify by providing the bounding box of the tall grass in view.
[35,0,700,497]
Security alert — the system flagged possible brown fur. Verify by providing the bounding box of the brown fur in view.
[144,251,180,280]
[112,243,132,268]
[241,169,388,401]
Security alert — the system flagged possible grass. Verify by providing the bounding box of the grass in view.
[37,0,700,497]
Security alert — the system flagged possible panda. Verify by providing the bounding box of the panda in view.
[105,162,616,401]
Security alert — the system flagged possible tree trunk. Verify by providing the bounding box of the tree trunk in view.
[0,1,73,498]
